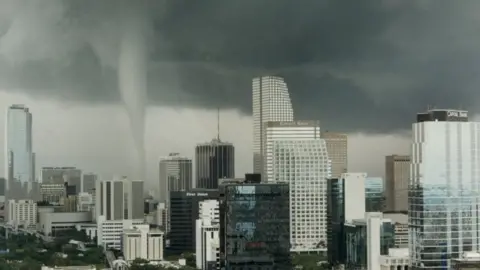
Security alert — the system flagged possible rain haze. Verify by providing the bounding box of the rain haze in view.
[0,0,478,191]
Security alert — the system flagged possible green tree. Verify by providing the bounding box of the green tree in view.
[182,252,196,268]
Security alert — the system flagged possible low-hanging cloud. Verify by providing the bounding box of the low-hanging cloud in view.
[1,0,480,132]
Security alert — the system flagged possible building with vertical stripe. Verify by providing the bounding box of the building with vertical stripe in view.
[195,139,234,189]
[252,76,294,179]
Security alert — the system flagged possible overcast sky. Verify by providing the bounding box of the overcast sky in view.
[2,0,480,193]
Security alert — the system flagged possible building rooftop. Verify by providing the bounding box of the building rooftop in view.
[196,138,234,146]
[266,120,319,127]
[382,213,408,224]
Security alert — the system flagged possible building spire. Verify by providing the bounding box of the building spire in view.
[217,107,220,141]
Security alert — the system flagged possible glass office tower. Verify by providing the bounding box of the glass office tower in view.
[365,177,385,212]
[5,105,34,186]
[410,109,480,269]
[219,181,290,269]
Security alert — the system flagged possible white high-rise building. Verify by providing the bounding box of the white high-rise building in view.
[7,199,37,229]
[409,109,480,269]
[95,177,144,221]
[265,120,331,252]
[196,199,220,270]
[252,76,294,177]
[123,224,164,262]
[97,215,144,249]
[5,105,35,187]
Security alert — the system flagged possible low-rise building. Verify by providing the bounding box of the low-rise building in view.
[123,225,164,262]
[97,215,144,250]
[38,211,91,236]
[379,248,409,270]
[452,252,480,269]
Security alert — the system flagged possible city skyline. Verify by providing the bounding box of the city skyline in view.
[0,92,413,192]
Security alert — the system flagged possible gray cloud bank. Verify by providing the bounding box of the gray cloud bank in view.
[0,0,479,132]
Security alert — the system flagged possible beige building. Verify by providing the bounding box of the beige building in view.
[123,225,164,262]
[321,132,347,179]
[385,155,410,212]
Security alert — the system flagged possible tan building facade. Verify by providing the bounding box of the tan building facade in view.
[385,155,410,212]
[321,132,347,179]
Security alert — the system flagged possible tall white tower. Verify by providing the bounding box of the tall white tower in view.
[252,76,294,178]
[409,109,480,269]
[5,105,34,187]
[265,120,331,252]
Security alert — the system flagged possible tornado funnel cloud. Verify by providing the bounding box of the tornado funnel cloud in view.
[118,13,147,181]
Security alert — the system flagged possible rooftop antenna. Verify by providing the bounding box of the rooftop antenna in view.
[217,107,220,141]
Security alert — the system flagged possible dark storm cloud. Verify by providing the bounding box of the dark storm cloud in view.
[0,0,479,132]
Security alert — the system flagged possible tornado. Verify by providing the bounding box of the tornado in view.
[118,10,148,181]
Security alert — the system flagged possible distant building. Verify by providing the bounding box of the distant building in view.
[382,213,408,248]
[123,224,164,262]
[321,132,348,179]
[219,179,291,269]
[195,139,234,189]
[169,189,218,254]
[159,153,192,202]
[40,184,66,204]
[41,167,82,194]
[95,177,144,221]
[252,76,294,177]
[7,199,37,229]
[4,105,35,187]
[82,173,97,194]
[365,177,385,212]
[0,178,6,202]
[77,192,94,212]
[385,155,410,212]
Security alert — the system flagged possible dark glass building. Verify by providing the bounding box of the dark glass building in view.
[219,180,290,269]
[365,177,385,212]
[196,139,234,189]
[169,189,218,254]
[327,178,345,266]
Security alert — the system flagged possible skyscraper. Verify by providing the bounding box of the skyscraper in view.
[409,109,480,269]
[265,120,330,252]
[159,153,192,202]
[385,155,410,212]
[95,177,144,221]
[195,139,234,189]
[5,105,34,187]
[321,132,348,179]
[252,76,294,177]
